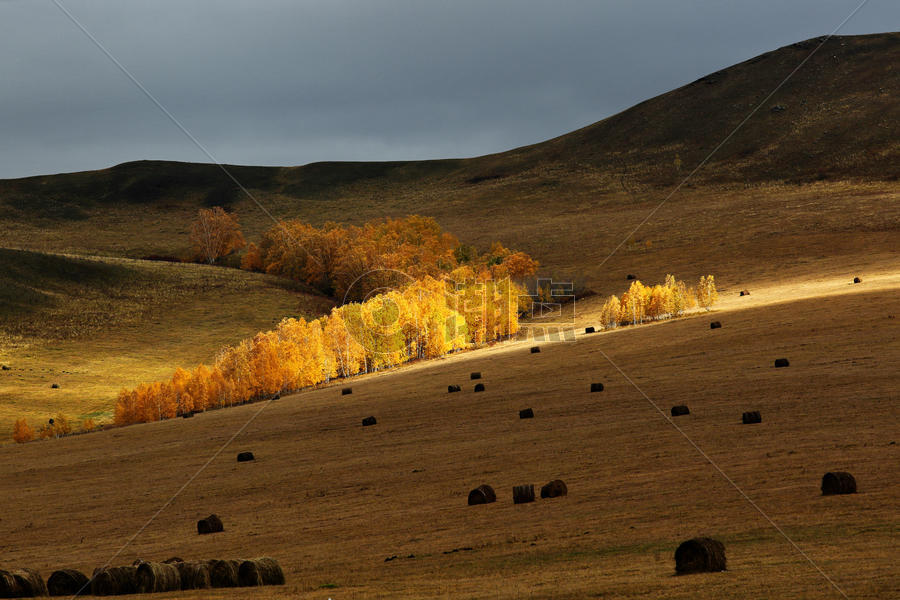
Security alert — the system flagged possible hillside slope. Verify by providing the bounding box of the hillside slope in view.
[0,274,896,598]
[1,33,897,223]
[0,250,332,431]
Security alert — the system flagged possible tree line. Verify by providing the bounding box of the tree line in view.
[597,274,718,328]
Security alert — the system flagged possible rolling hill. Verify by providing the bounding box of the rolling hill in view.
[0,273,896,598]
[0,33,897,255]
[0,250,332,430]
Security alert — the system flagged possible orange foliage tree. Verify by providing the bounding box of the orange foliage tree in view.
[111,270,525,426]
[103,216,539,428]
[191,206,246,264]
[12,418,34,443]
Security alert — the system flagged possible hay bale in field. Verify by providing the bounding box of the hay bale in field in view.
[467,484,497,505]
[739,290,750,296]
[341,387,352,395]
[774,358,790,368]
[238,558,285,587]
[585,326,595,334]
[853,277,861,283]
[206,560,241,588]
[197,513,224,535]
[530,346,541,354]
[448,384,461,393]
[47,569,89,596]
[470,372,482,380]
[674,537,727,574]
[821,471,857,495]
[237,451,255,462]
[513,484,535,504]
[590,382,604,392]
[0,570,21,598]
[519,408,534,419]
[362,416,377,427]
[473,383,485,392]
[173,561,210,590]
[540,479,568,499]
[626,274,636,280]
[135,562,181,594]
[742,411,761,424]
[11,568,47,597]
[91,566,137,596]
[710,321,722,329]
[671,405,690,416]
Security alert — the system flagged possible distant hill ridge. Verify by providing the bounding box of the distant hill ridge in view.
[1,32,897,221]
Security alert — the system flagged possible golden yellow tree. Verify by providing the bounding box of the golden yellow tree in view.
[697,275,719,310]
[190,206,246,264]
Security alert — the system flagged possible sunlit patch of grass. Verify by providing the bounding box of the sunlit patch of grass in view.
[0,250,332,436]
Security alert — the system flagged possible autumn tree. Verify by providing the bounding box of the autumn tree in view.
[190,206,246,264]
[12,418,34,443]
[697,275,719,310]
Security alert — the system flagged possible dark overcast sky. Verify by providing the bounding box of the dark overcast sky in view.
[0,0,895,179]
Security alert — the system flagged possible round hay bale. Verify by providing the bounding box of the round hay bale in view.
[237,451,255,462]
[135,562,181,594]
[197,514,224,535]
[530,346,541,354]
[739,290,750,296]
[671,405,690,416]
[821,471,857,495]
[206,560,241,588]
[742,411,761,424]
[853,276,861,283]
[774,358,790,368]
[0,570,21,598]
[626,274,636,280]
[512,484,535,504]
[519,408,534,419]
[540,479,568,498]
[674,537,727,574]
[585,326,595,334]
[238,558,285,587]
[710,321,722,329]
[362,416,377,427]
[11,568,46,597]
[341,387,352,395]
[470,372,482,380]
[448,384,461,393]
[467,484,497,505]
[91,566,137,596]
[174,561,210,590]
[590,382,604,392]
[47,569,89,596]
[473,383,485,392]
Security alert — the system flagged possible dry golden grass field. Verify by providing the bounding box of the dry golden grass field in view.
[0,251,332,430]
[0,265,897,598]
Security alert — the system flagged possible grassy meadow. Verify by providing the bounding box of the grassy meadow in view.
[0,250,332,432]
